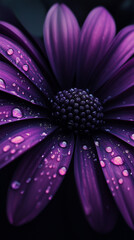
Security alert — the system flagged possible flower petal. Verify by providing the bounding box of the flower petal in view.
[44,4,80,89]
[0,61,46,107]
[0,91,48,126]
[103,121,134,147]
[7,130,74,225]
[0,119,56,168]
[94,132,134,229]
[97,58,134,106]
[0,21,47,70]
[74,136,117,233]
[0,34,52,98]
[104,107,134,121]
[76,7,116,88]
[91,25,134,92]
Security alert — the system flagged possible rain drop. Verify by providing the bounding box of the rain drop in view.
[100,160,106,168]
[7,48,14,56]
[122,169,129,177]
[111,156,124,166]
[59,141,68,148]
[130,134,134,141]
[0,78,6,89]
[82,145,88,150]
[118,178,123,184]
[23,64,29,72]
[105,146,112,153]
[11,135,24,144]
[11,180,21,190]
[12,108,23,119]
[3,145,10,152]
[58,166,67,176]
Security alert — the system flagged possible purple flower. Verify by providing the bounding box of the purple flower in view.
[0,3,134,233]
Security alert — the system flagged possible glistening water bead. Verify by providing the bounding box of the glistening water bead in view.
[50,88,104,134]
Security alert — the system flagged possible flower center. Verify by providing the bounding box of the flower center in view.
[50,88,104,134]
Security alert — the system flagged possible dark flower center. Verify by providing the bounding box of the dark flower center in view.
[50,88,104,134]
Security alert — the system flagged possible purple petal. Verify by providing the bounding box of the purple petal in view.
[74,136,117,233]
[90,25,134,92]
[0,61,46,107]
[43,4,80,89]
[97,58,134,106]
[94,132,134,229]
[103,121,134,147]
[7,130,74,225]
[104,107,134,121]
[0,93,48,126]
[0,21,47,70]
[0,119,56,168]
[0,35,52,98]
[76,7,116,88]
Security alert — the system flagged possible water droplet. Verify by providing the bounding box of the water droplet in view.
[130,134,134,141]
[41,132,47,137]
[122,169,129,177]
[7,48,14,56]
[45,186,51,194]
[12,108,23,119]
[58,166,67,176]
[118,178,123,184]
[3,145,10,152]
[11,180,21,190]
[0,78,6,89]
[111,156,124,166]
[95,141,99,147]
[23,64,29,72]
[16,57,20,64]
[82,145,88,150]
[26,177,31,183]
[105,146,112,153]
[59,141,68,148]
[11,136,24,144]
[100,160,105,168]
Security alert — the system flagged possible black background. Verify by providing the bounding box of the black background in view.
[0,0,134,239]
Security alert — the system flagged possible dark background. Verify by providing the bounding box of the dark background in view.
[0,0,134,239]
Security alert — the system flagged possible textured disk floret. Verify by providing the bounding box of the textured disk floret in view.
[50,88,104,134]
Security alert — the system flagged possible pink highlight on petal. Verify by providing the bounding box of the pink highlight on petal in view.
[130,134,134,140]
[11,136,24,144]
[111,156,124,166]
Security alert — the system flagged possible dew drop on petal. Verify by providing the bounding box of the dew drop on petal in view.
[130,134,134,141]
[105,146,112,153]
[111,156,124,166]
[118,178,123,184]
[122,169,129,177]
[59,141,68,148]
[82,145,88,150]
[100,160,106,168]
[7,48,14,56]
[23,64,29,72]
[11,135,24,144]
[0,78,6,89]
[12,108,23,119]
[11,180,21,190]
[59,166,67,176]
[3,145,11,152]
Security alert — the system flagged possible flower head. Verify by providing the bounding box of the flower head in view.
[0,3,134,233]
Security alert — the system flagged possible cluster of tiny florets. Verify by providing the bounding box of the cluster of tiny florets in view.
[50,88,104,134]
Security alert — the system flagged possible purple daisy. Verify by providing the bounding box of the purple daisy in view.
[0,3,134,233]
